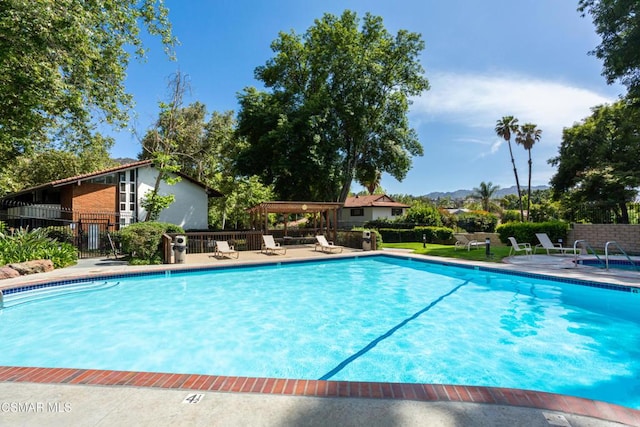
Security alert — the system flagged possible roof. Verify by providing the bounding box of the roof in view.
[343,195,409,208]
[2,160,222,198]
[247,201,343,214]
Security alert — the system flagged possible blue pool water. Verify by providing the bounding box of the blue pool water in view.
[1,255,639,409]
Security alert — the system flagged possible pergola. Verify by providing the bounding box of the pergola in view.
[247,201,343,242]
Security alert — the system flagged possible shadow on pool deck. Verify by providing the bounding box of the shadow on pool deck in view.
[1,247,639,426]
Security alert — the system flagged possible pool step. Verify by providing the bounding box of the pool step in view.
[1,281,120,309]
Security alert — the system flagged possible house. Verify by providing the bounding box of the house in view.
[0,160,222,231]
[340,194,409,227]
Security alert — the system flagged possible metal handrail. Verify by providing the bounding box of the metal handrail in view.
[605,241,639,271]
[573,239,605,268]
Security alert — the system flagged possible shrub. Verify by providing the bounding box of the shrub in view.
[378,226,454,244]
[404,202,443,226]
[496,221,569,245]
[500,210,521,223]
[119,222,184,264]
[0,227,77,268]
[44,226,75,244]
[457,211,498,232]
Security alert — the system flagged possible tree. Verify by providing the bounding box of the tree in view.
[549,99,640,223]
[470,181,501,212]
[236,10,429,202]
[495,116,524,221]
[0,0,176,167]
[139,72,188,221]
[515,123,542,220]
[141,96,274,229]
[578,0,640,98]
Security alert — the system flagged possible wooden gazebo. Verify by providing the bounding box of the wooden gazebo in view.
[247,201,343,242]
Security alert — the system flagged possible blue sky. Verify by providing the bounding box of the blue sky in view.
[110,0,624,196]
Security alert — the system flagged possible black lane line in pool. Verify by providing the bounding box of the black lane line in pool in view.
[319,279,471,381]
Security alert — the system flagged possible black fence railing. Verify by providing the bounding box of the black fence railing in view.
[0,202,131,258]
[560,203,640,224]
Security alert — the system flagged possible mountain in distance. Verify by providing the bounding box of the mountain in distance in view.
[425,185,549,200]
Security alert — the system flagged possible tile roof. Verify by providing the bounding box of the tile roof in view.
[344,195,409,208]
[2,160,222,198]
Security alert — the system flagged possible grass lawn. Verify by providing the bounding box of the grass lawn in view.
[381,242,512,263]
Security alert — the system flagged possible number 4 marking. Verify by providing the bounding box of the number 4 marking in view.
[183,393,204,404]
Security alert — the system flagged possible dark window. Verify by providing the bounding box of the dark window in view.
[350,208,364,216]
[391,208,403,216]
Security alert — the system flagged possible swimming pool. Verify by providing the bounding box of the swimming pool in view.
[1,255,639,409]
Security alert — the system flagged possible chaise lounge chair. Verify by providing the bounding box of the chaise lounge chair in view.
[454,234,487,251]
[508,236,532,257]
[534,233,578,256]
[261,235,287,255]
[315,235,343,253]
[211,240,239,259]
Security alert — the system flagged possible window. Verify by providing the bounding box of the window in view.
[350,208,364,217]
[391,208,403,216]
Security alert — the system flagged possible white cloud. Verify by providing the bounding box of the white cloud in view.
[411,71,617,144]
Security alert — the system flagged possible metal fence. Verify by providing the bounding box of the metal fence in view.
[0,202,130,258]
[561,203,640,224]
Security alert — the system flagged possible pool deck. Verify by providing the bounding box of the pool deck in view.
[1,246,639,426]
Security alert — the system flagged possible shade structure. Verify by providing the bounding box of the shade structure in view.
[247,201,343,241]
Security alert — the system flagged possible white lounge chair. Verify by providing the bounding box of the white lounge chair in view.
[534,233,578,256]
[211,240,239,259]
[261,235,286,255]
[508,237,532,257]
[454,234,487,251]
[315,235,343,253]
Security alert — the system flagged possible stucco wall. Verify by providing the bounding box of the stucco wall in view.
[568,224,640,254]
[340,206,405,228]
[137,166,209,230]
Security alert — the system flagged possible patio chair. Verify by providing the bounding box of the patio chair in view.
[211,240,239,259]
[508,237,532,257]
[315,235,343,253]
[534,233,577,256]
[454,234,487,251]
[261,235,287,255]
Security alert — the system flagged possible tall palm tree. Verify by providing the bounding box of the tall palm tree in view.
[495,116,524,221]
[515,123,542,221]
[471,181,500,212]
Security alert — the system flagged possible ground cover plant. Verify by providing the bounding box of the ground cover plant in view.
[0,227,77,268]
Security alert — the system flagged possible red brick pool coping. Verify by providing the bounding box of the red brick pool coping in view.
[1,366,639,426]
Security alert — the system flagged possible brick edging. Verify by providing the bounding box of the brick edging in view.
[1,366,638,426]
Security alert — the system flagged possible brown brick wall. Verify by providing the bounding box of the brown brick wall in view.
[568,224,640,254]
[71,183,117,212]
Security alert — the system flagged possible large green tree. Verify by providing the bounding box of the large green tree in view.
[236,10,429,202]
[579,0,640,98]
[549,99,640,223]
[0,0,175,166]
[141,96,273,229]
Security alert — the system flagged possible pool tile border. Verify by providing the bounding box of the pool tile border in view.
[2,253,637,298]
[0,366,638,426]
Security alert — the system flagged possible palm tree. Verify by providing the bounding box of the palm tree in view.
[515,123,542,221]
[471,181,500,212]
[495,116,524,221]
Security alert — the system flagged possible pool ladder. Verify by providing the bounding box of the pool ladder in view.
[605,241,639,271]
[573,239,639,271]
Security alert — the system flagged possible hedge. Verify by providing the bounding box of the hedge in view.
[378,226,454,244]
[495,221,569,246]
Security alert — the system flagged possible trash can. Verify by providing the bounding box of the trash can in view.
[173,235,187,264]
[362,230,372,251]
